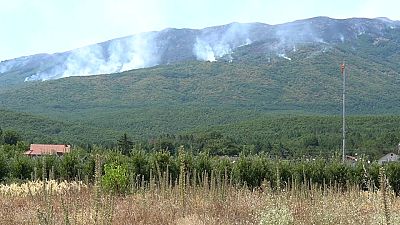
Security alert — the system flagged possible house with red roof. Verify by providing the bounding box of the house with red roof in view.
[24,144,71,156]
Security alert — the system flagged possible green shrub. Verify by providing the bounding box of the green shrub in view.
[101,162,129,194]
[10,155,33,180]
[129,150,150,179]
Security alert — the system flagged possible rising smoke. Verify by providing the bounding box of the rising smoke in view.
[21,21,325,81]
[0,61,13,74]
[4,18,395,82]
[193,23,253,62]
[0,56,31,74]
[277,53,291,61]
[193,38,216,62]
[272,20,327,60]
[24,32,160,81]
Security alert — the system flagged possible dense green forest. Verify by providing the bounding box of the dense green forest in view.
[0,109,120,146]
[1,109,399,159]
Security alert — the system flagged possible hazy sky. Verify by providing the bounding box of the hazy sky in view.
[0,0,399,61]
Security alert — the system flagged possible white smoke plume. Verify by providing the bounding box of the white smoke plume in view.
[0,56,31,74]
[339,34,345,42]
[24,32,159,81]
[0,61,13,74]
[272,20,331,61]
[193,23,253,62]
[278,53,291,61]
[8,18,392,82]
[193,38,216,62]
[274,21,326,51]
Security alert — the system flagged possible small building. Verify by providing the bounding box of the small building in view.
[346,155,357,162]
[24,144,71,156]
[378,152,399,165]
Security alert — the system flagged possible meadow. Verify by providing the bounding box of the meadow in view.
[0,169,399,225]
[0,150,400,225]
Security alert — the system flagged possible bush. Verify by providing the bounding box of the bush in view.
[10,155,33,180]
[101,162,129,194]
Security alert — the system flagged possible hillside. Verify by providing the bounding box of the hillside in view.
[0,17,400,153]
[1,37,400,114]
[1,17,399,85]
[0,109,119,146]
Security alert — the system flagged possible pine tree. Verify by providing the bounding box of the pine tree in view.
[3,130,21,145]
[117,133,133,155]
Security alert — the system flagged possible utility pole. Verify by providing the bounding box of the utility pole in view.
[398,142,400,155]
[341,61,346,163]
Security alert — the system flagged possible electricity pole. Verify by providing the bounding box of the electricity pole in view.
[341,61,346,163]
[398,142,400,155]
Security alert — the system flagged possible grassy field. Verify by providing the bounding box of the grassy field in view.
[1,170,399,225]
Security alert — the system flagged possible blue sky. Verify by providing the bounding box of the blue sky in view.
[0,0,399,61]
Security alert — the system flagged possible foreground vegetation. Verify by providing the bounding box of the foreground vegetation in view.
[0,164,400,224]
[0,128,400,224]
[2,143,400,194]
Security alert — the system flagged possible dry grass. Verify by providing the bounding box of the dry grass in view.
[0,180,85,197]
[1,179,400,224]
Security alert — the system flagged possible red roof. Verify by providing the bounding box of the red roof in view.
[345,155,357,161]
[24,144,71,156]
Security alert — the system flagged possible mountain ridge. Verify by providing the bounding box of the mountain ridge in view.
[1,16,399,84]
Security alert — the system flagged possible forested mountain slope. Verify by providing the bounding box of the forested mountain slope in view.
[0,17,399,154]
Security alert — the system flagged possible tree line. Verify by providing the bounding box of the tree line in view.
[1,141,400,194]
